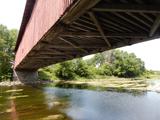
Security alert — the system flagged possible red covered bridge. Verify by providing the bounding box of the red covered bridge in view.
[14,0,160,82]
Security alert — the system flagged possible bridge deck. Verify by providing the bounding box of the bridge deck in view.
[15,0,160,70]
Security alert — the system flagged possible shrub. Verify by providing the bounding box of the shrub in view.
[55,61,76,80]
[112,50,145,78]
[98,63,113,76]
[74,59,94,78]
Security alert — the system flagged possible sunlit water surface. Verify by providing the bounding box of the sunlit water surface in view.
[0,85,160,120]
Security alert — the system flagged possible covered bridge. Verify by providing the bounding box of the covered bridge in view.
[14,0,160,82]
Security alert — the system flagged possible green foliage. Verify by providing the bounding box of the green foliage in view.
[74,59,93,78]
[87,53,105,67]
[38,67,52,80]
[112,50,145,78]
[86,49,145,78]
[55,61,76,80]
[39,50,146,80]
[0,25,18,81]
[98,63,113,76]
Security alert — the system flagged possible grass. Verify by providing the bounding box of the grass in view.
[44,72,160,93]
[47,77,149,93]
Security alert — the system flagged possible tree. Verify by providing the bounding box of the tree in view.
[112,50,145,77]
[55,61,76,80]
[74,58,93,78]
[87,53,105,67]
[98,63,113,76]
[0,25,18,81]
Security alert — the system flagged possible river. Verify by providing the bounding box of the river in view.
[0,84,160,120]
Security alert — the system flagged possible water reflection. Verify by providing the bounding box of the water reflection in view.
[0,86,160,120]
[44,87,160,120]
[147,80,160,92]
[10,99,18,120]
[0,86,72,120]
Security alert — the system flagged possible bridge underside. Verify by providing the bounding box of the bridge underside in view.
[15,0,160,70]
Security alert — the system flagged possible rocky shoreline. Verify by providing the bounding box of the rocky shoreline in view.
[0,80,52,87]
[1,80,160,93]
[0,81,22,86]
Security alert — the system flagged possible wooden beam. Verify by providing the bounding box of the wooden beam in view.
[92,4,160,13]
[70,24,89,31]
[73,22,97,31]
[48,45,107,49]
[113,12,149,32]
[126,12,151,28]
[59,37,88,54]
[149,15,160,37]
[62,31,148,38]
[78,17,95,26]
[62,0,101,24]
[29,56,67,59]
[100,12,144,33]
[139,13,154,23]
[97,16,132,32]
[88,12,111,47]
[32,47,73,59]
[41,42,111,49]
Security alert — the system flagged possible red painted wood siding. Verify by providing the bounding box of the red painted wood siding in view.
[15,0,73,68]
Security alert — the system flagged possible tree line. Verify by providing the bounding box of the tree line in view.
[39,50,146,80]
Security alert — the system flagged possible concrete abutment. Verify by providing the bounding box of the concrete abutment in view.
[13,70,38,84]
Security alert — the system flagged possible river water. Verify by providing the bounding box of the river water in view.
[0,85,160,120]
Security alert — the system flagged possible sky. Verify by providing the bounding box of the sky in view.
[0,0,160,70]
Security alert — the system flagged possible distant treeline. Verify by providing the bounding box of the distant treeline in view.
[39,50,147,80]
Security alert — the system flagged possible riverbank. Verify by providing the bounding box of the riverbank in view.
[0,80,52,86]
[49,77,160,93]
[1,77,160,93]
[0,81,22,86]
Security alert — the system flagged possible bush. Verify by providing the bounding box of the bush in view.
[38,66,58,80]
[74,59,94,78]
[112,50,145,78]
[98,63,113,76]
[55,61,76,80]
[38,70,51,80]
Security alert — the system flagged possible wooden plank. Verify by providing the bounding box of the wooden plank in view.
[100,12,145,33]
[98,15,133,32]
[62,0,101,24]
[62,31,148,38]
[32,47,73,59]
[88,12,112,47]
[70,24,89,31]
[73,22,97,31]
[41,42,110,49]
[78,17,95,26]
[59,37,88,53]
[113,12,149,32]
[29,56,67,59]
[149,15,160,37]
[139,13,154,23]
[126,12,151,28]
[48,45,106,49]
[93,4,160,13]
[82,15,124,32]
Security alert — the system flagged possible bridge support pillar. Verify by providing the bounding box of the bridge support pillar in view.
[13,70,38,84]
